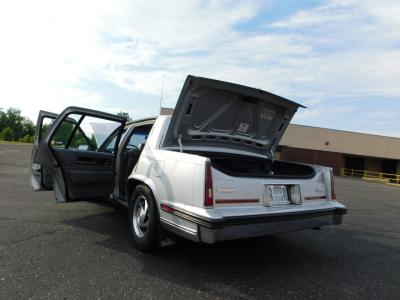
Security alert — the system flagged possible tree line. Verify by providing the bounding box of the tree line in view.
[0,108,35,143]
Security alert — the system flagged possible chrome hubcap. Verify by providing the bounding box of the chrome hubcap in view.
[133,195,149,238]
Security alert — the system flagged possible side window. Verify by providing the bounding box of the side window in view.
[127,124,153,149]
[69,126,98,151]
[102,128,127,153]
[51,114,80,148]
[50,114,121,152]
[40,117,55,142]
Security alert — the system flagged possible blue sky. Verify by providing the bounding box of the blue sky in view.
[0,0,399,137]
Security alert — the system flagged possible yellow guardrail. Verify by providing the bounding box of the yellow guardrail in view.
[341,168,400,186]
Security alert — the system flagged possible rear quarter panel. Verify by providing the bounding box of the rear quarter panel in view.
[132,148,206,209]
[128,116,207,209]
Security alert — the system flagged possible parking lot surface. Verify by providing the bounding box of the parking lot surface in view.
[0,143,399,299]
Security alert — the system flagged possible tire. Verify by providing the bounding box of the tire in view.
[128,184,159,251]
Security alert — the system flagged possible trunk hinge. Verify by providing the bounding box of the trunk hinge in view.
[265,147,276,175]
[178,134,183,152]
[269,148,275,163]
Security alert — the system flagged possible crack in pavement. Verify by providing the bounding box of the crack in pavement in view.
[0,216,58,225]
[0,230,59,248]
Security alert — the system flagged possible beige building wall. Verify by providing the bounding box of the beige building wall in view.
[281,124,400,160]
[160,107,174,115]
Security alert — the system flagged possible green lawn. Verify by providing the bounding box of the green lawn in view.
[0,140,32,145]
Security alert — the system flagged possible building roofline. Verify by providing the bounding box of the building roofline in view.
[290,123,400,140]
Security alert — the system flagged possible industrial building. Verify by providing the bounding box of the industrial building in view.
[278,125,400,178]
[160,107,400,180]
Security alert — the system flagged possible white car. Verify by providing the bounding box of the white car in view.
[31,75,347,251]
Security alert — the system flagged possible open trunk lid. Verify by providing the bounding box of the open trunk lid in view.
[162,75,304,159]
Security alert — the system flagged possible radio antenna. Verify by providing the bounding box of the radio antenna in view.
[159,74,164,114]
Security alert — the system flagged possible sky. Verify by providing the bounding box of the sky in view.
[0,0,399,137]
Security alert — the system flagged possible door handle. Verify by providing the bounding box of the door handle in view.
[97,158,111,166]
[76,156,96,164]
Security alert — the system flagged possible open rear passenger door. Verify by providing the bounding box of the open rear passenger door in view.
[31,107,126,202]
[31,110,59,190]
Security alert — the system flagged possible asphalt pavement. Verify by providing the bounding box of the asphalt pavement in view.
[0,143,399,299]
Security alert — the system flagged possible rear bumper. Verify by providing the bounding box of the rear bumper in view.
[160,206,347,244]
[199,208,346,243]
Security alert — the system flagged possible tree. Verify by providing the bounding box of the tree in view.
[0,107,34,141]
[41,123,51,139]
[4,108,23,138]
[0,127,15,141]
[21,118,35,137]
[23,135,33,143]
[51,121,74,146]
[0,108,6,132]
[117,111,131,121]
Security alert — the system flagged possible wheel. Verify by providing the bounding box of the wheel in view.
[128,185,159,251]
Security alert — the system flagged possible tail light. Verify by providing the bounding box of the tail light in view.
[204,161,214,207]
[330,170,337,200]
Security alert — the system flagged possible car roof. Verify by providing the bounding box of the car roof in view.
[125,116,157,127]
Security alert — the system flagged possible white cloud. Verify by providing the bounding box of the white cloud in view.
[0,0,113,119]
[103,0,400,111]
[269,9,350,28]
[104,0,259,51]
[0,0,399,138]
[0,0,262,120]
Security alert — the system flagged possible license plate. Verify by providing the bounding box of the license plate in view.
[264,185,290,206]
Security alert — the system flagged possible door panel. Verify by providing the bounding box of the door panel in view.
[31,111,58,191]
[32,106,126,202]
[52,148,116,199]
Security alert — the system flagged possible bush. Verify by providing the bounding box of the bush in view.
[23,135,30,143]
[0,127,15,141]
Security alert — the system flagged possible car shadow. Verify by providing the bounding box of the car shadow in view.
[63,206,400,299]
